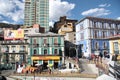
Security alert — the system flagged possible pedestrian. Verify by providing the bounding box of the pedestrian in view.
[91,53,95,63]
[112,54,118,61]
[87,53,91,63]
[99,52,103,63]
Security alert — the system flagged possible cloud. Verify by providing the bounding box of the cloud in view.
[49,21,54,27]
[81,8,111,17]
[117,17,120,20]
[2,21,10,24]
[0,16,3,20]
[99,4,111,7]
[0,0,75,24]
[49,0,75,21]
[0,0,24,24]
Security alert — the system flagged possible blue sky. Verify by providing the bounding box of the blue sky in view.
[61,0,120,20]
[0,0,120,25]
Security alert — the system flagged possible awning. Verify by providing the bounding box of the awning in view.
[31,56,60,60]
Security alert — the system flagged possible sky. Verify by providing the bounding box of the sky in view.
[0,0,120,26]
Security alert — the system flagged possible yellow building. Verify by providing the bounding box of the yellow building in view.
[109,35,120,60]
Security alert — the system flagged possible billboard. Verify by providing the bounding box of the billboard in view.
[4,29,24,40]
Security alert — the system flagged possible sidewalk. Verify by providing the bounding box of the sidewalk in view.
[10,76,96,80]
[11,72,97,78]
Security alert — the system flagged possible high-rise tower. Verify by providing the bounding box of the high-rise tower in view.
[24,0,49,32]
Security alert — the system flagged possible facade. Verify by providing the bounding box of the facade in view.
[108,35,120,79]
[64,32,76,44]
[54,16,77,58]
[28,32,64,69]
[24,0,49,32]
[54,16,77,34]
[109,35,120,54]
[0,28,28,69]
[76,17,120,56]
[1,40,29,69]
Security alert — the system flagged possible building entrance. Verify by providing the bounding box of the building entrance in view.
[43,61,48,70]
[54,61,58,69]
[33,60,37,67]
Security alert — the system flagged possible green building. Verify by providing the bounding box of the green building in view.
[24,0,49,32]
[28,32,64,69]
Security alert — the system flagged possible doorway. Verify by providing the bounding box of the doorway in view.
[54,61,58,69]
[43,60,48,70]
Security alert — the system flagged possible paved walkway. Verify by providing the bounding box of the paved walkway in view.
[79,59,98,74]
[10,76,96,80]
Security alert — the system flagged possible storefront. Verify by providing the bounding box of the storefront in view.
[31,56,61,69]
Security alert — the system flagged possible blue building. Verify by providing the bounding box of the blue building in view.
[76,17,120,57]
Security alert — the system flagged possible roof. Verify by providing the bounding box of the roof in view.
[76,16,120,25]
[27,32,65,37]
[106,34,120,40]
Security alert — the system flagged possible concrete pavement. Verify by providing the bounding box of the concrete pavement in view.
[10,76,96,80]
[79,59,98,74]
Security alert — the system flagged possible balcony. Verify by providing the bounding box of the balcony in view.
[19,50,27,53]
[54,43,60,46]
[43,43,49,47]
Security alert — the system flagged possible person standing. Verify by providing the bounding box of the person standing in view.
[99,52,103,63]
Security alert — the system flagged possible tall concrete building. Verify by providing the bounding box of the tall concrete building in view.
[24,0,49,32]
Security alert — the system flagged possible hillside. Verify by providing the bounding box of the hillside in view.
[0,23,22,29]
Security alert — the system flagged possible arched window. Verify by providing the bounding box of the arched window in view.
[95,42,99,50]
[54,49,58,55]
[103,42,107,49]
[44,49,47,55]
[34,49,37,55]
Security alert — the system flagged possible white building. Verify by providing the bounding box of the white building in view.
[64,32,76,44]
[76,17,120,57]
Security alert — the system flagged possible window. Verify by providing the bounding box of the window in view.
[44,38,47,44]
[115,24,118,29]
[102,22,104,28]
[67,23,71,26]
[34,49,37,55]
[110,31,114,36]
[44,49,47,55]
[80,33,84,39]
[54,38,58,45]
[80,24,83,30]
[5,46,9,52]
[114,42,119,54]
[94,22,96,28]
[102,31,105,38]
[64,25,67,27]
[94,30,97,38]
[54,49,58,55]
[12,46,16,52]
[95,42,99,50]
[33,38,37,44]
[103,42,107,49]
[20,46,25,52]
[109,23,111,28]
